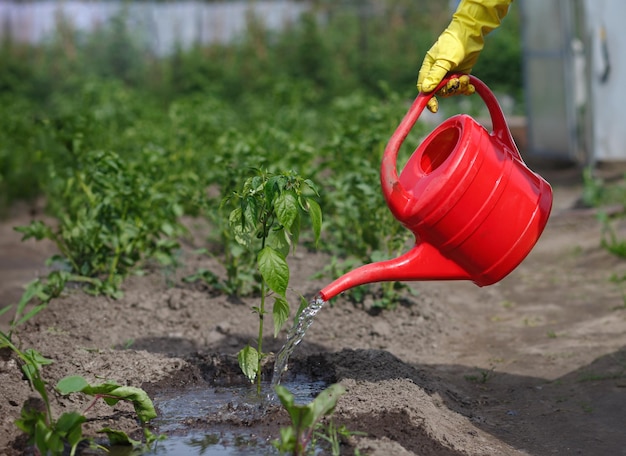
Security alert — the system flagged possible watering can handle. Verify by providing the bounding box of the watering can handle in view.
[465,75,520,160]
[382,74,521,217]
[415,75,519,159]
[386,74,520,166]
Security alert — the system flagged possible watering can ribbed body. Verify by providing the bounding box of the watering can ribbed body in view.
[320,75,552,302]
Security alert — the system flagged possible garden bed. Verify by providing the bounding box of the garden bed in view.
[3,169,626,455]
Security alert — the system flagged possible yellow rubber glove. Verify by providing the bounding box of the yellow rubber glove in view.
[417,0,512,113]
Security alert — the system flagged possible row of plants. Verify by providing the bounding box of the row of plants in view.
[0,3,522,101]
[1,73,408,454]
[0,1,525,453]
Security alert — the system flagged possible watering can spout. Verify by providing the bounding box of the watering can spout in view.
[318,242,471,302]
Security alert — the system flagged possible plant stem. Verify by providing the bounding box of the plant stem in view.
[4,339,54,426]
[108,243,121,285]
[108,205,129,284]
[256,224,268,395]
[50,230,80,273]
[257,279,265,395]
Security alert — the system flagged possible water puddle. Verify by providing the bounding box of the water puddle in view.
[141,377,327,455]
[129,295,330,455]
[142,431,274,455]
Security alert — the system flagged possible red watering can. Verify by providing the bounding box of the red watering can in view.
[319,75,553,302]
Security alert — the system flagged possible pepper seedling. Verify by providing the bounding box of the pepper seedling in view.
[225,169,322,394]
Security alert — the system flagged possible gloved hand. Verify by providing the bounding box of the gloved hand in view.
[417,0,512,113]
[425,75,476,113]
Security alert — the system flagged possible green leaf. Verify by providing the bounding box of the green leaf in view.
[42,428,64,455]
[257,246,289,297]
[238,345,259,383]
[275,385,309,429]
[265,175,281,204]
[31,377,50,410]
[14,220,54,241]
[102,396,120,407]
[0,305,12,318]
[229,207,252,247]
[273,296,290,337]
[55,411,86,435]
[160,222,175,237]
[22,348,52,382]
[273,426,297,452]
[82,382,157,423]
[275,384,295,411]
[306,198,323,247]
[15,304,47,328]
[242,196,259,229]
[14,279,45,319]
[303,179,320,196]
[275,192,298,231]
[57,375,90,395]
[80,380,119,395]
[15,402,46,436]
[290,210,301,249]
[114,386,157,422]
[306,383,346,426]
[275,384,346,435]
[98,427,141,447]
[267,227,290,257]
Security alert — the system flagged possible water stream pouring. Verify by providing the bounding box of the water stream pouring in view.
[319,75,553,302]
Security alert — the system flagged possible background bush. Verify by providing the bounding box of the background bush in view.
[0,0,523,300]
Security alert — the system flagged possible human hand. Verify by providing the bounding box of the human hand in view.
[422,75,476,113]
[417,0,512,113]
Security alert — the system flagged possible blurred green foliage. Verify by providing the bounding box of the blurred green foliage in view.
[0,0,523,304]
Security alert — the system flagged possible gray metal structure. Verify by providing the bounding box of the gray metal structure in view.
[521,0,626,164]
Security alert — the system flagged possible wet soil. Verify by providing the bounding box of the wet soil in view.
[3,164,626,455]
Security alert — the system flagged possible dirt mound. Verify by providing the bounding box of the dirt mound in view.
[3,170,626,455]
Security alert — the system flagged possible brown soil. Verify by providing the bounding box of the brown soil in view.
[2,164,626,455]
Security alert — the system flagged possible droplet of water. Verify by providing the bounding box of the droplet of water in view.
[269,294,326,392]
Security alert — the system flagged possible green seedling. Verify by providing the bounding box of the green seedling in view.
[1,331,160,455]
[273,383,346,456]
[464,367,495,384]
[315,421,366,456]
[1,273,162,455]
[580,167,626,262]
[17,373,161,455]
[225,169,322,394]
[0,270,77,346]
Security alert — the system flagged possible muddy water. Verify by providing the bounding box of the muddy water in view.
[143,378,326,455]
[139,295,330,455]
